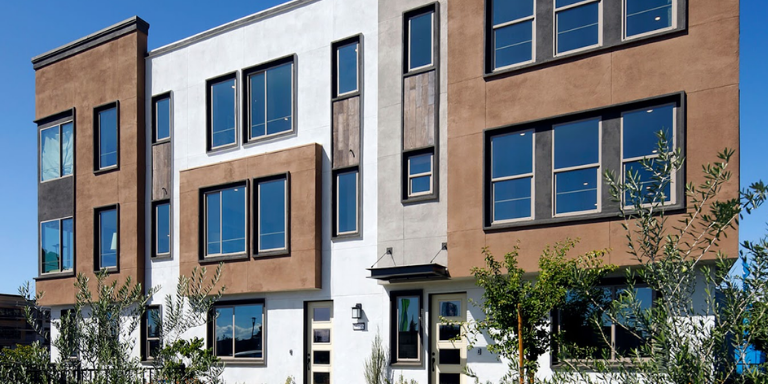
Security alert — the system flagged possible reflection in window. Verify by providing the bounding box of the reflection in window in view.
[98,208,118,269]
[555,0,600,55]
[154,202,170,257]
[622,105,675,205]
[248,62,293,140]
[396,296,420,361]
[257,177,287,252]
[145,307,161,359]
[205,185,246,257]
[154,96,171,142]
[491,130,534,222]
[40,122,73,181]
[336,170,358,235]
[97,107,118,169]
[336,41,359,96]
[407,152,433,197]
[210,78,237,149]
[625,0,673,38]
[553,119,600,215]
[407,10,434,71]
[491,0,535,68]
[214,303,264,359]
[41,218,73,274]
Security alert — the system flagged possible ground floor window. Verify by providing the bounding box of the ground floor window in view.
[211,300,265,361]
[390,291,422,364]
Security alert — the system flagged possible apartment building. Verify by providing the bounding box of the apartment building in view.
[30,0,740,383]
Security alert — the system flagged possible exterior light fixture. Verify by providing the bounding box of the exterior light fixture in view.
[352,303,363,320]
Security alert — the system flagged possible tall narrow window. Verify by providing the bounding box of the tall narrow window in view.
[406,8,434,71]
[41,217,73,274]
[97,207,118,270]
[490,130,534,222]
[204,184,247,257]
[490,0,535,69]
[153,201,170,258]
[407,152,433,197]
[391,293,421,364]
[335,169,359,236]
[246,59,294,141]
[40,122,74,181]
[335,40,359,96]
[143,306,161,360]
[213,302,265,360]
[625,0,673,38]
[622,104,675,206]
[153,95,171,143]
[95,105,118,170]
[256,176,287,253]
[555,0,601,55]
[208,75,237,150]
[553,119,601,215]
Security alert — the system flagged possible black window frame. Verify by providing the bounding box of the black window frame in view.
[94,204,120,273]
[151,92,172,144]
[242,55,297,145]
[404,4,438,74]
[40,216,75,276]
[332,166,361,238]
[93,101,120,173]
[198,181,250,263]
[207,298,266,364]
[141,305,161,361]
[402,148,437,201]
[390,290,424,366]
[39,119,75,182]
[206,72,239,152]
[151,200,172,259]
[252,173,291,257]
[60,308,79,359]
[332,35,362,99]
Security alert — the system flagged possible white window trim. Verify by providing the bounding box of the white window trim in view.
[336,170,359,236]
[551,118,603,218]
[336,41,360,97]
[619,103,677,209]
[395,295,421,363]
[622,0,677,41]
[213,303,266,361]
[154,202,171,257]
[492,0,537,71]
[40,216,74,274]
[553,0,603,57]
[407,10,435,72]
[247,62,295,142]
[491,130,536,224]
[97,209,118,270]
[97,109,118,171]
[210,77,238,151]
[204,186,247,258]
[40,121,74,183]
[154,96,172,143]
[257,178,288,253]
[407,153,434,197]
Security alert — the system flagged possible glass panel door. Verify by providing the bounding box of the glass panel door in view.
[307,301,333,384]
[431,294,467,384]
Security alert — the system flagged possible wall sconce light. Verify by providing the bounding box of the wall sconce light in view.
[352,303,363,320]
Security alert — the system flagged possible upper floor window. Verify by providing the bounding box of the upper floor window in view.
[553,118,601,216]
[490,130,534,223]
[153,94,171,143]
[153,201,171,258]
[207,74,237,151]
[96,206,118,270]
[555,0,601,55]
[41,217,73,274]
[405,8,435,71]
[255,176,288,253]
[213,301,265,361]
[335,169,359,236]
[491,0,535,69]
[407,152,434,198]
[335,40,359,96]
[40,122,73,181]
[95,103,118,171]
[205,184,247,257]
[624,0,674,39]
[245,58,294,142]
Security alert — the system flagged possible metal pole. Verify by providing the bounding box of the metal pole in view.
[518,303,524,384]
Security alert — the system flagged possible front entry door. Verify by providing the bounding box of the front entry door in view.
[307,301,333,384]
[431,294,467,384]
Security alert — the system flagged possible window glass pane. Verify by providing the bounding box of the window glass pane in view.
[491,131,533,178]
[234,305,263,358]
[440,301,461,317]
[409,153,432,175]
[206,192,221,255]
[155,97,171,141]
[626,0,672,37]
[313,307,331,322]
[623,105,674,159]
[313,372,330,384]
[439,324,461,341]
[61,123,73,177]
[337,42,358,95]
[313,329,331,343]
[259,179,286,251]
[61,218,73,271]
[555,168,598,214]
[493,0,534,25]
[439,349,461,365]
[623,160,671,204]
[215,307,233,357]
[410,176,432,195]
[493,177,532,221]
[249,73,266,138]
[409,12,433,70]
[397,296,420,360]
[211,79,236,148]
[99,209,118,269]
[41,126,60,181]
[615,287,652,355]
[494,20,533,68]
[556,3,599,54]
[554,119,600,169]
[156,203,170,255]
[440,373,461,384]
[314,350,331,365]
[147,308,160,338]
[338,171,358,234]
[98,108,118,169]
[41,221,60,273]
[560,288,612,359]
[266,63,293,136]
[221,187,246,254]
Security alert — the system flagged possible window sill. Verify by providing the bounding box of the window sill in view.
[95,267,119,274]
[243,130,295,146]
[332,231,361,241]
[253,249,290,259]
[402,193,438,205]
[152,138,171,146]
[35,270,75,281]
[199,253,249,264]
[207,142,239,155]
[151,254,173,261]
[40,174,74,185]
[390,361,423,368]
[332,91,361,103]
[218,359,265,366]
[93,165,119,175]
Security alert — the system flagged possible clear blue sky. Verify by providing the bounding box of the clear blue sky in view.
[0,1,765,295]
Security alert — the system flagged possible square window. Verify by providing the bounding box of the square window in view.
[96,206,118,270]
[335,40,359,96]
[490,130,534,222]
[204,184,247,257]
[40,217,73,274]
[490,0,535,69]
[153,94,171,143]
[40,122,74,181]
[406,152,433,197]
[335,169,359,236]
[406,8,435,71]
[153,201,171,258]
[553,118,601,215]
[555,0,601,55]
[256,176,288,253]
[391,293,421,363]
[95,104,119,170]
[207,75,237,150]
[246,60,294,141]
[213,302,265,360]
[625,0,674,39]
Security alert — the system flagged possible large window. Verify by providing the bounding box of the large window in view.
[207,74,237,150]
[41,217,73,274]
[204,184,247,257]
[624,0,674,39]
[555,0,601,55]
[490,130,534,223]
[40,122,73,181]
[335,39,359,97]
[96,206,118,270]
[95,104,118,171]
[143,306,161,360]
[335,169,359,236]
[406,152,433,198]
[245,59,294,141]
[553,119,601,216]
[213,301,264,361]
[391,292,422,364]
[255,176,288,253]
[153,94,171,143]
[490,0,535,69]
[153,201,171,258]
[405,8,435,72]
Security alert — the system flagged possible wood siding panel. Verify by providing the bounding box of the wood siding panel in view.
[152,142,171,200]
[403,70,436,151]
[332,96,361,169]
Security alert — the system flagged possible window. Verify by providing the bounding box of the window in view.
[490,0,535,69]
[60,309,78,358]
[153,94,171,143]
[624,0,674,39]
[555,0,601,55]
[95,104,118,170]
[255,176,288,253]
[335,39,359,97]
[490,130,534,222]
[335,169,359,236]
[41,217,73,274]
[553,118,601,216]
[406,152,433,198]
[96,206,118,270]
[621,104,675,206]
[391,292,422,364]
[204,184,247,257]
[143,306,161,360]
[40,122,73,181]
[207,74,237,150]
[406,8,435,71]
[213,301,265,360]
[153,201,171,258]
[245,59,294,141]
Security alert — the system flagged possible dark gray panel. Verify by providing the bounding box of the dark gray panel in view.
[601,118,621,212]
[38,177,75,222]
[535,129,552,220]
[536,0,555,62]
[603,0,622,46]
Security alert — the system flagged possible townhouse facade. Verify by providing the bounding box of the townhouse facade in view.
[30,0,740,383]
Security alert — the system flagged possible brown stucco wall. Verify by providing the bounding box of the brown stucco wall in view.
[446,0,740,276]
[35,32,147,306]
[178,144,323,294]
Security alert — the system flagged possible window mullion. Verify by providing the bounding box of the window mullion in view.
[555,0,598,13]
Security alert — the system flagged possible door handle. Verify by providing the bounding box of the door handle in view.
[431,352,436,372]
[307,353,311,370]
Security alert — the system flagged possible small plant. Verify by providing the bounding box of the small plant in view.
[364,330,390,384]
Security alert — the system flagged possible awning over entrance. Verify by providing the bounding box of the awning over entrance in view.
[367,263,450,283]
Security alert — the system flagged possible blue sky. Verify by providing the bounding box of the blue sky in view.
[0,1,765,295]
